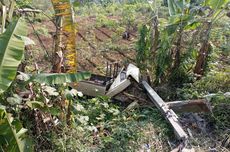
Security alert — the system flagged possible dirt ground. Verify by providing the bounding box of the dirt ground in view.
[27,16,137,74]
[76,16,137,74]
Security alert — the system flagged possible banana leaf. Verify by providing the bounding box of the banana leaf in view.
[0,107,33,152]
[31,72,91,85]
[17,71,91,85]
[167,0,177,16]
[0,18,27,94]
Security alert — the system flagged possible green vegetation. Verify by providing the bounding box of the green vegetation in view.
[0,18,27,93]
[51,98,172,152]
[0,0,229,151]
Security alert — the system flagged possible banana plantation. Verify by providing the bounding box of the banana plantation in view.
[0,0,229,151]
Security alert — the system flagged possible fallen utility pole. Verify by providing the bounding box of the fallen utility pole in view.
[167,99,211,113]
[142,81,188,141]
[122,92,211,113]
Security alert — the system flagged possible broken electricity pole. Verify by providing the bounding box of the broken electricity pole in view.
[142,81,188,141]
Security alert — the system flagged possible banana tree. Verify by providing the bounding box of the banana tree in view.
[0,0,16,33]
[194,0,229,77]
[155,0,196,84]
[0,0,34,150]
[50,0,77,125]
[155,0,229,83]
[51,0,77,73]
[0,16,33,151]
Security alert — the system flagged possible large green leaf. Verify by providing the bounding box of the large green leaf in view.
[167,0,193,16]
[0,18,27,94]
[25,72,91,85]
[0,107,33,152]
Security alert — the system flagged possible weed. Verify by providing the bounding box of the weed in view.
[51,97,172,152]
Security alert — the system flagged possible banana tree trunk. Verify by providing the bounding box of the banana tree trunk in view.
[151,16,159,54]
[7,0,15,22]
[1,5,7,33]
[194,22,212,79]
[51,16,63,73]
[0,0,15,34]
[51,0,77,73]
[51,0,77,126]
[173,26,183,70]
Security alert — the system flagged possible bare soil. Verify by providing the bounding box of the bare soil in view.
[27,16,137,74]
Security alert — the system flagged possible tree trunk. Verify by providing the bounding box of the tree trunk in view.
[51,0,76,73]
[51,16,63,73]
[51,0,77,126]
[1,5,7,33]
[194,22,212,78]
[151,16,159,54]
[194,42,211,76]
[172,26,183,70]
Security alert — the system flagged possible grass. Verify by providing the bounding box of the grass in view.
[51,97,173,152]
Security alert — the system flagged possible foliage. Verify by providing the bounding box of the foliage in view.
[194,71,230,93]
[96,14,119,28]
[155,31,173,83]
[0,18,27,94]
[0,70,91,150]
[0,107,33,152]
[210,103,230,130]
[52,96,172,152]
[31,0,52,10]
[15,0,33,8]
[17,71,91,85]
[136,25,151,71]
[121,4,136,29]
[135,0,229,85]
[0,0,229,151]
